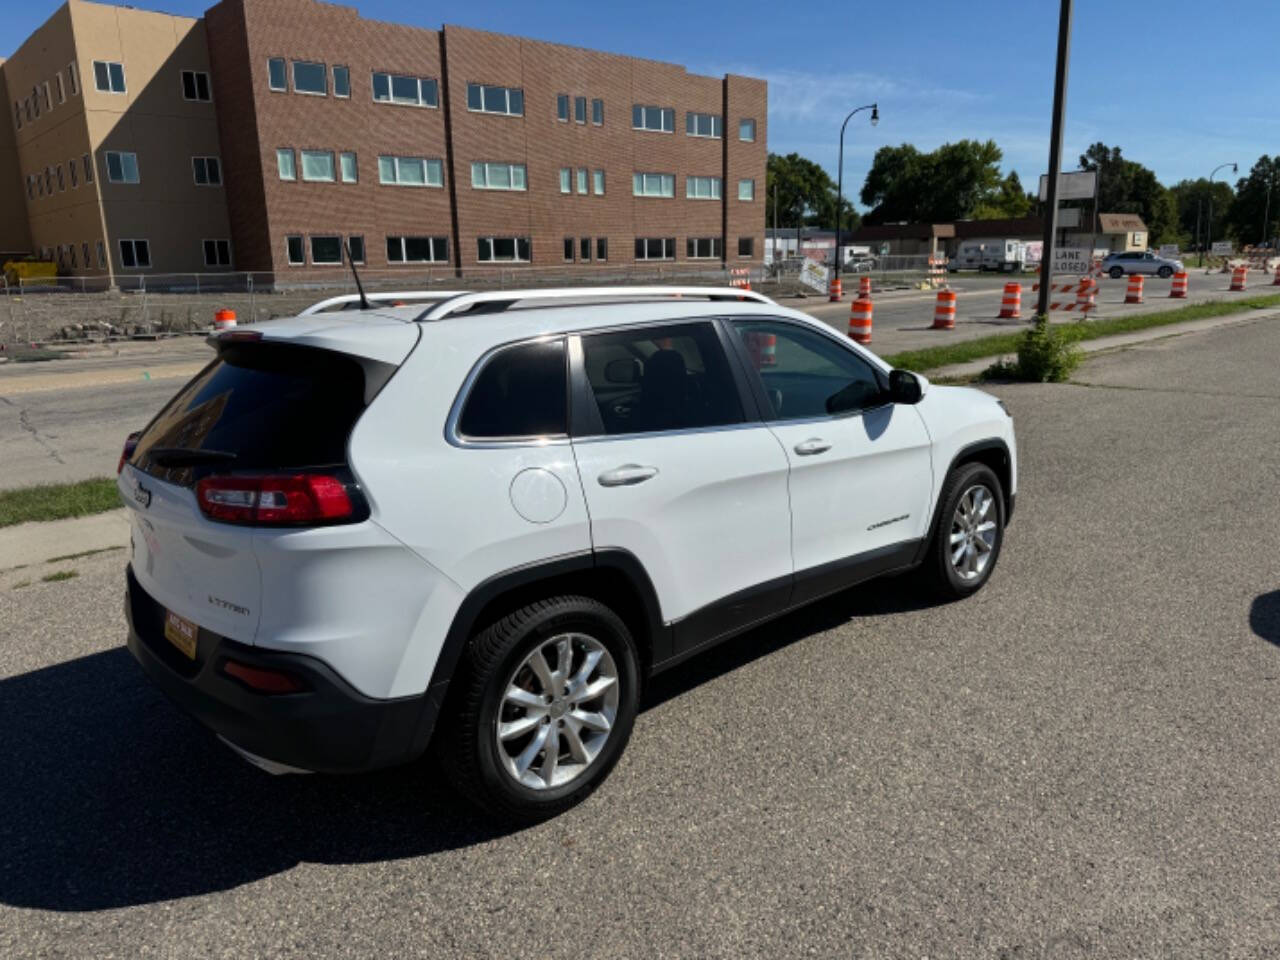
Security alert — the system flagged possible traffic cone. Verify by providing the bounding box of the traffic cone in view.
[932,289,956,330]
[998,282,1021,319]
[1124,274,1144,304]
[1170,272,1188,298]
[859,275,872,297]
[848,296,873,344]
[1230,266,1248,291]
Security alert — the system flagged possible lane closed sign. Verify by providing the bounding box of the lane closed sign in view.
[1052,246,1090,275]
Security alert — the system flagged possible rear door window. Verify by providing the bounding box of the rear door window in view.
[130,343,379,486]
[580,322,743,435]
[456,338,568,440]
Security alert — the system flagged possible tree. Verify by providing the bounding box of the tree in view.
[1168,178,1234,251]
[972,171,1032,220]
[1076,142,1177,244]
[1226,156,1280,247]
[859,139,1007,224]
[766,152,860,231]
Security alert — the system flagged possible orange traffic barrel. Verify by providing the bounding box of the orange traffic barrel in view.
[1230,265,1248,291]
[1124,274,1144,304]
[932,289,956,330]
[828,277,843,302]
[1170,272,1189,298]
[998,282,1021,319]
[848,296,873,344]
[859,275,872,297]
[213,308,237,331]
[1272,265,1280,286]
[1075,277,1098,313]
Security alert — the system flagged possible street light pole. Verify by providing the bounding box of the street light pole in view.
[1205,161,1237,272]
[1035,0,1073,320]
[833,102,878,299]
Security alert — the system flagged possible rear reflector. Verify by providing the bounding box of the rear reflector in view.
[222,658,305,694]
[196,474,355,526]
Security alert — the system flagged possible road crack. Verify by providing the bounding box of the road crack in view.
[1067,380,1280,401]
[15,405,66,465]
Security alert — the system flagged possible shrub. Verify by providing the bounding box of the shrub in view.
[985,316,1083,382]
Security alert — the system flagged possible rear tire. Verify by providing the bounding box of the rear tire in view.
[921,463,1005,601]
[1158,266,1173,279]
[440,596,640,822]
[1109,266,1124,279]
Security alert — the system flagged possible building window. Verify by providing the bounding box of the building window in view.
[580,237,591,261]
[556,93,568,122]
[471,162,526,191]
[739,118,756,142]
[633,172,675,198]
[68,61,79,96]
[632,104,673,132]
[292,61,327,95]
[96,241,105,268]
[82,242,90,267]
[559,168,571,194]
[386,236,449,263]
[42,82,52,112]
[83,153,93,183]
[347,236,365,263]
[576,167,588,195]
[574,95,586,124]
[635,237,675,261]
[593,169,605,195]
[13,101,20,130]
[286,235,305,265]
[44,167,51,194]
[466,83,523,116]
[181,70,211,102]
[310,235,342,264]
[477,236,531,262]
[686,175,722,200]
[56,164,64,191]
[276,148,296,180]
[372,73,437,107]
[93,61,126,94]
[118,239,150,269]
[26,176,33,200]
[333,65,350,98]
[738,236,755,258]
[68,245,77,270]
[268,57,286,91]
[738,179,755,201]
[69,160,78,188]
[563,237,575,262]
[300,150,335,182]
[104,151,140,184]
[192,156,221,186]
[687,237,722,259]
[203,239,231,267]
[56,73,66,104]
[592,98,603,125]
[597,237,608,261]
[378,155,443,187]
[685,112,722,138]
[340,152,357,183]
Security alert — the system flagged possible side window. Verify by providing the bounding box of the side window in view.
[580,322,743,436]
[731,320,885,420]
[457,338,567,440]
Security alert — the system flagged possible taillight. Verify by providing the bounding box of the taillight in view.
[222,658,305,694]
[118,431,142,474]
[196,474,356,526]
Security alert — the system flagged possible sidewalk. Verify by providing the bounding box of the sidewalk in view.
[0,508,129,571]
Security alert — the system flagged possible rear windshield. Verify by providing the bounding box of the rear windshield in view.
[131,343,377,487]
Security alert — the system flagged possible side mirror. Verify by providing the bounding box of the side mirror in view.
[604,358,641,384]
[888,369,923,405]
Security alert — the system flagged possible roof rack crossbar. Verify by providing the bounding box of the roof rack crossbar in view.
[414,285,772,322]
[299,290,470,316]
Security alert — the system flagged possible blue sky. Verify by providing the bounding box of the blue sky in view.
[9,0,1277,209]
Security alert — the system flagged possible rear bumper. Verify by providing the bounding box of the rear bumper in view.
[124,565,440,774]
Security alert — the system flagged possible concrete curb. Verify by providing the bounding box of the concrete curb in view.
[0,508,129,571]
[929,307,1280,380]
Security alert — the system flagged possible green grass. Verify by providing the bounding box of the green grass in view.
[883,294,1280,374]
[0,477,120,528]
[12,580,31,590]
[41,569,79,583]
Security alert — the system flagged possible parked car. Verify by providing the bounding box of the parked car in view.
[1102,250,1184,279]
[119,286,1017,820]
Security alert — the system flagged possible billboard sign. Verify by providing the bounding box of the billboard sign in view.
[1038,170,1098,202]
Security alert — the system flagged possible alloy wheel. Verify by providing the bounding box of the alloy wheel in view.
[949,484,998,582]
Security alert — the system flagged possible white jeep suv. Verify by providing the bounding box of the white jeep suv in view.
[119,286,1016,820]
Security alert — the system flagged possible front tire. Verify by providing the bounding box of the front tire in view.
[1157,266,1173,279]
[1109,266,1124,279]
[441,596,640,822]
[921,463,1005,600]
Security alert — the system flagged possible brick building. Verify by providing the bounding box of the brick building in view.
[2,0,767,281]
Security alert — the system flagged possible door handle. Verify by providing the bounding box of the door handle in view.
[598,464,659,487]
[793,438,832,456]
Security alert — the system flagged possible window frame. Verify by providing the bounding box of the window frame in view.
[68,61,80,97]
[476,236,531,263]
[563,237,575,262]
[267,57,287,92]
[339,151,358,183]
[285,234,305,266]
[686,175,722,200]
[192,155,222,186]
[685,237,722,260]
[332,65,350,99]
[309,234,343,265]
[592,169,605,196]
[372,71,438,108]
[559,167,571,194]
[556,93,569,122]
[574,95,587,124]
[291,60,328,96]
[466,82,524,117]
[739,118,756,142]
[631,104,674,133]
[632,172,675,198]
[104,150,140,184]
[471,161,527,191]
[596,237,608,261]
[385,235,450,264]
[685,111,722,139]
[377,154,444,188]
[276,147,296,181]
[724,316,890,424]
[118,238,151,270]
[591,98,604,125]
[738,178,755,202]
[738,236,755,258]
[299,148,336,182]
[202,238,232,268]
[93,61,126,94]
[181,69,212,102]
[346,235,365,264]
[634,237,676,261]
[448,336,571,447]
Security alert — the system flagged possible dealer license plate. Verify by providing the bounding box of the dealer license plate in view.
[164,609,199,660]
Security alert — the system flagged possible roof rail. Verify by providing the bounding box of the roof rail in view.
[415,285,773,322]
[299,290,470,316]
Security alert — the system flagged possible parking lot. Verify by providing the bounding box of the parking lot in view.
[2,314,1278,957]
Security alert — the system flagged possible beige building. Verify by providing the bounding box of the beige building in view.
[4,0,232,279]
[0,60,33,259]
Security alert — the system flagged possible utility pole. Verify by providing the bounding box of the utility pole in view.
[1036,0,1073,320]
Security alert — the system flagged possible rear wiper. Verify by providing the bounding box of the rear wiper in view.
[146,447,238,467]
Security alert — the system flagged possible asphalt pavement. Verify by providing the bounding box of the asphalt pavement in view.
[2,315,1279,958]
